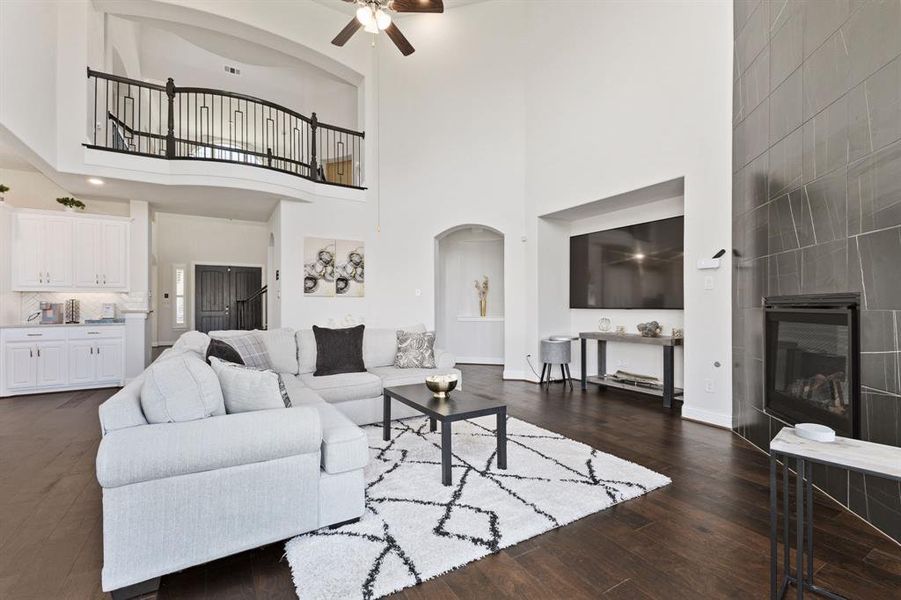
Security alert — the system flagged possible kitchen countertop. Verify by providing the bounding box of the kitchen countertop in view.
[0,322,126,329]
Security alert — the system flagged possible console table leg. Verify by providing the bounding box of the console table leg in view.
[796,458,804,600]
[580,338,587,390]
[783,459,789,583]
[662,345,674,409]
[770,454,778,600]
[806,461,814,587]
[382,393,391,442]
[597,340,606,381]
[442,421,452,486]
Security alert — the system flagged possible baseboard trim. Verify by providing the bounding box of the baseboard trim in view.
[681,405,732,429]
[457,356,504,365]
[502,369,526,381]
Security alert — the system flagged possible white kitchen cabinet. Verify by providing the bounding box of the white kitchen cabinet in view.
[73,220,102,288]
[100,221,129,289]
[96,338,125,383]
[35,341,67,387]
[4,343,36,390]
[0,325,126,397]
[11,210,129,292]
[68,341,97,386]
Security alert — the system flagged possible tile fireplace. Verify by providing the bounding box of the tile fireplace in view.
[764,294,860,439]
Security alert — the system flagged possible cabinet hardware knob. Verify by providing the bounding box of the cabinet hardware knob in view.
[30,349,33,358]
[90,347,93,355]
[97,347,101,355]
[26,333,42,337]
[37,349,41,357]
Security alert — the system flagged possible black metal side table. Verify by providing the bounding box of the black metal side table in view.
[769,427,901,599]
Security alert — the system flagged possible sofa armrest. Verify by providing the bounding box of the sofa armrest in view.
[434,347,456,370]
[97,406,322,488]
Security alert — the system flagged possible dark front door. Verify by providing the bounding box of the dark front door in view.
[195,265,262,333]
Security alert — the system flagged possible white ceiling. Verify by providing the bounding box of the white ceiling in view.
[311,0,492,18]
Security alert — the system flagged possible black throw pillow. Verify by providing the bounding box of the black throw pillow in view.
[205,338,244,366]
[313,324,366,376]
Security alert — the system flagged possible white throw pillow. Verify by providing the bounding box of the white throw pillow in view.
[172,330,211,358]
[140,353,225,424]
[209,357,291,414]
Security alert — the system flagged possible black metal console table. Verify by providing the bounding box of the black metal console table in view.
[578,332,683,408]
[769,427,901,599]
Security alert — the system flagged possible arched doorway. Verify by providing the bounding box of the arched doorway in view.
[434,225,505,366]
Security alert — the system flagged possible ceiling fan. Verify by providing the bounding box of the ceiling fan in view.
[332,0,444,56]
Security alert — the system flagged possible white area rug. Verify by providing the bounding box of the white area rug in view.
[285,416,670,600]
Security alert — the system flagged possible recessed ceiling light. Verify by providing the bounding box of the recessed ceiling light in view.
[87,177,104,185]
[633,253,645,260]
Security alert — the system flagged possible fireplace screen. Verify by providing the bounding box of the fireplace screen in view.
[764,301,859,438]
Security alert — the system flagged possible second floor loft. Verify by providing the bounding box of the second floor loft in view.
[86,69,365,190]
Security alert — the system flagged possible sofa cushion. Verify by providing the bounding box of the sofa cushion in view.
[313,324,366,376]
[209,328,299,374]
[140,353,225,424]
[369,366,463,389]
[96,406,322,488]
[299,371,382,403]
[362,328,399,368]
[281,375,325,407]
[209,357,291,414]
[308,403,369,474]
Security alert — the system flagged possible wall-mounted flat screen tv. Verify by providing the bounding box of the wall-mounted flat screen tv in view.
[570,216,684,309]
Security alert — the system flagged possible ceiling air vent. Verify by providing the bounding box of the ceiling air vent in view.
[223,65,241,75]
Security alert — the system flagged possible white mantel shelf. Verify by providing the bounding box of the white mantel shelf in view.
[456,316,505,322]
[770,427,901,481]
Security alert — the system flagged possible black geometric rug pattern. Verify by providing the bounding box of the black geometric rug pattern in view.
[285,415,670,600]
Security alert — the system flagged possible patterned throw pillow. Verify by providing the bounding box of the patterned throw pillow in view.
[221,332,271,369]
[394,331,437,369]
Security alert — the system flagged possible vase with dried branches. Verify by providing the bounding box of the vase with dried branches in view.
[474,275,489,317]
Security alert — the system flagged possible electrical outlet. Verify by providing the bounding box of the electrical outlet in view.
[415,288,422,297]
[704,378,714,393]
[704,276,714,290]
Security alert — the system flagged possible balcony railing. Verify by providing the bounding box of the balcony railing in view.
[85,68,365,189]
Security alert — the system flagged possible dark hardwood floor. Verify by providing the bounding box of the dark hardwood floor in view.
[1,364,898,599]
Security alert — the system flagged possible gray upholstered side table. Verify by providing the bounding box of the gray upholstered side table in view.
[540,338,573,390]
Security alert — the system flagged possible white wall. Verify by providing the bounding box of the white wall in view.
[0,1,58,163]
[153,212,269,344]
[521,1,732,427]
[565,195,685,388]
[377,0,733,426]
[436,227,504,364]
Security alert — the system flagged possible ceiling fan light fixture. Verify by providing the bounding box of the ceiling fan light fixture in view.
[363,18,379,33]
[356,5,374,26]
[375,9,391,30]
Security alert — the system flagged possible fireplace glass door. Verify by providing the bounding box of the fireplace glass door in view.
[765,308,858,437]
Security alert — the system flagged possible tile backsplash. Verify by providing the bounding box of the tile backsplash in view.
[19,292,125,324]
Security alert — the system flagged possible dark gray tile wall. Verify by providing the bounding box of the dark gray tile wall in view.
[733,0,901,544]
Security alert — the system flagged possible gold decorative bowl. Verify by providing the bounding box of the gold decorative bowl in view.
[425,374,458,399]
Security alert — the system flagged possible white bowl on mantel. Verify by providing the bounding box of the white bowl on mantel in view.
[794,423,836,443]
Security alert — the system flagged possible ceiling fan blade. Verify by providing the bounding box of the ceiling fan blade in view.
[384,22,415,56]
[332,17,363,47]
[388,0,444,13]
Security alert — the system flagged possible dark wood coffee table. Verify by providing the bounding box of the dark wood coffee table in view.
[383,384,507,486]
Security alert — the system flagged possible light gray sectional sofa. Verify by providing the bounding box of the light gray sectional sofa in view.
[96,325,459,598]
